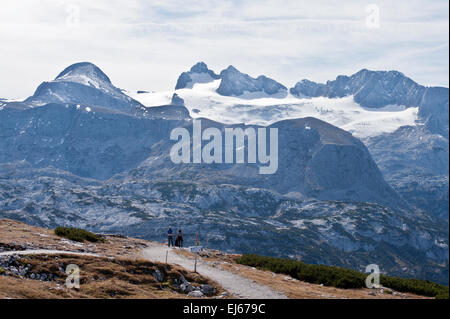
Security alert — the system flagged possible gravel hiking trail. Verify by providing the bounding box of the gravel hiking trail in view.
[142,243,288,299]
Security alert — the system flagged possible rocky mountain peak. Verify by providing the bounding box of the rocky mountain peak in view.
[24,62,142,113]
[175,62,220,90]
[220,65,240,74]
[217,65,287,97]
[189,61,210,73]
[54,62,112,86]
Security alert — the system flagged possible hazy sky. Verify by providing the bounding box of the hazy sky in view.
[0,0,448,99]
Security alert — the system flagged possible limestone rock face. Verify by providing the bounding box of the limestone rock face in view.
[366,125,449,220]
[175,63,287,97]
[290,69,449,137]
[217,65,287,97]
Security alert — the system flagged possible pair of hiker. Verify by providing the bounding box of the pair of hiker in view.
[167,227,183,248]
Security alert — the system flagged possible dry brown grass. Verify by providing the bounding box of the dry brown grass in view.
[0,276,78,299]
[0,218,148,260]
[1,253,223,299]
[0,219,226,299]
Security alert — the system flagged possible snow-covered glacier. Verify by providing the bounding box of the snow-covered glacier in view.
[131,79,419,139]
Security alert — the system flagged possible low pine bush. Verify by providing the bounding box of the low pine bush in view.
[380,276,449,299]
[54,226,105,243]
[236,254,448,298]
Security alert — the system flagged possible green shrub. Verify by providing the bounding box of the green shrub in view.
[54,226,105,243]
[380,276,448,298]
[0,267,5,275]
[435,291,449,299]
[236,254,448,298]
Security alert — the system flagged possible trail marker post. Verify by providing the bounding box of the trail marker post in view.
[194,254,197,273]
[194,233,200,273]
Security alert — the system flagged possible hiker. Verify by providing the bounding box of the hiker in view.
[176,229,184,248]
[167,227,174,247]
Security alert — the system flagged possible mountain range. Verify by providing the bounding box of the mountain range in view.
[0,62,448,284]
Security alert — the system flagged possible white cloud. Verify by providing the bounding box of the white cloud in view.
[0,0,448,99]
